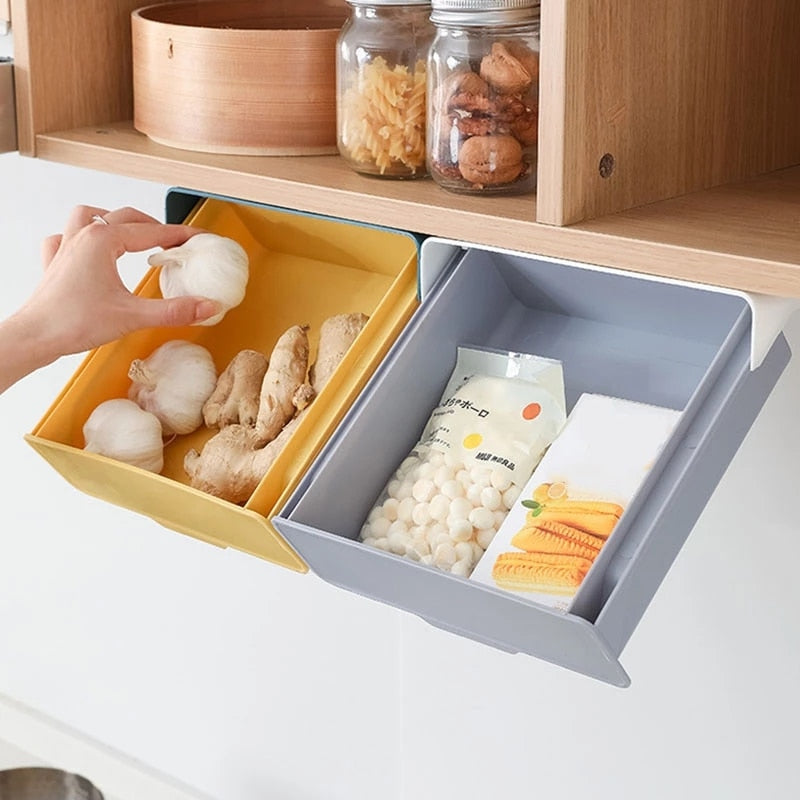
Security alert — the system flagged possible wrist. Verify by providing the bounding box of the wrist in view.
[0,308,62,393]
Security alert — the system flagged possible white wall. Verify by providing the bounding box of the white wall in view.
[1,152,800,799]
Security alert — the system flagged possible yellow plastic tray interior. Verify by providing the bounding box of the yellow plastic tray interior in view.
[26,198,420,571]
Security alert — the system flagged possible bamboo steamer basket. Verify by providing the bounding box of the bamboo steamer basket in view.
[132,0,348,155]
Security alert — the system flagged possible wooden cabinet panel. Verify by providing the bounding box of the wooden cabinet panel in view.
[538,0,800,225]
[11,0,142,153]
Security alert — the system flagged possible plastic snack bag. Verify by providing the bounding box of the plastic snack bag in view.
[359,345,566,575]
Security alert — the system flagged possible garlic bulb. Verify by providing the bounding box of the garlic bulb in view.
[149,233,249,326]
[128,340,217,435]
[83,398,164,473]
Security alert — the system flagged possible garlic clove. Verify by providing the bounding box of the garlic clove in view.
[83,398,164,473]
[127,339,217,435]
[149,232,249,326]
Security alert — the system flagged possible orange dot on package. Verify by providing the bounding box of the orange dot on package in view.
[522,402,542,420]
[463,433,482,449]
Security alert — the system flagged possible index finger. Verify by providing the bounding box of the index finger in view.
[61,205,161,239]
[103,221,205,257]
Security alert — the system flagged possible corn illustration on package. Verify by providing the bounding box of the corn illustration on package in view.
[470,393,681,610]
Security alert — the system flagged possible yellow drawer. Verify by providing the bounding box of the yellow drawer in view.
[26,193,420,572]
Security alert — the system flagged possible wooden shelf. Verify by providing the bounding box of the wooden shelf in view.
[37,122,800,298]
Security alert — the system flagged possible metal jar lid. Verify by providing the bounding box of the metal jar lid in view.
[431,0,539,25]
[347,0,432,6]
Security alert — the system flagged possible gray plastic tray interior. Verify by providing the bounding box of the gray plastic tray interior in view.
[273,248,790,686]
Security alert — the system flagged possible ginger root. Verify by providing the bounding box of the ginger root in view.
[184,424,270,504]
[185,313,369,504]
[309,312,369,393]
[184,414,308,505]
[255,324,313,444]
[202,349,269,429]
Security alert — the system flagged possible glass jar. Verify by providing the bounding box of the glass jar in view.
[337,1,435,179]
[427,0,540,195]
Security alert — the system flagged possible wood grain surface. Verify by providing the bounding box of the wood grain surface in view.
[131,1,345,154]
[34,122,800,297]
[538,0,800,225]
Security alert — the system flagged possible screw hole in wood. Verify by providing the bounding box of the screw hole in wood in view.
[599,153,615,178]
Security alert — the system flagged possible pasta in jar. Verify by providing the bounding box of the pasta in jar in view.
[336,2,434,179]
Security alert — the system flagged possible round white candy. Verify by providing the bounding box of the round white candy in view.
[433,465,454,487]
[449,496,473,520]
[466,484,484,506]
[469,507,495,530]
[502,485,521,509]
[394,479,414,501]
[434,542,457,568]
[456,469,472,488]
[480,486,502,511]
[361,537,378,548]
[374,537,391,551]
[412,478,436,503]
[382,497,399,522]
[431,531,452,549]
[389,535,408,555]
[387,520,409,538]
[450,559,472,577]
[454,541,474,564]
[412,503,432,527]
[493,509,507,528]
[476,528,495,550]
[410,537,431,557]
[470,541,484,561]
[397,496,416,522]
[490,469,513,491]
[441,479,464,500]
[420,554,434,566]
[429,493,451,522]
[417,460,436,479]
[447,518,473,541]
[469,466,492,488]
[368,516,391,539]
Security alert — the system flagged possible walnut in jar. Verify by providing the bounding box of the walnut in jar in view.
[480,41,535,95]
[433,70,491,114]
[458,134,524,186]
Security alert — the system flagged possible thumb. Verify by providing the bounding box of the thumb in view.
[135,296,223,328]
[41,234,63,268]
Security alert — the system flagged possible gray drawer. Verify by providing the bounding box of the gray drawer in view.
[273,243,790,687]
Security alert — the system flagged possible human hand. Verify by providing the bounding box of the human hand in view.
[0,205,220,394]
[35,204,220,351]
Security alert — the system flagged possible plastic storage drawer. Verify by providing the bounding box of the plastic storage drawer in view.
[25,191,420,572]
[273,241,791,686]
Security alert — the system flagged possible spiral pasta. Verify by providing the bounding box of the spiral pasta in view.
[339,57,427,176]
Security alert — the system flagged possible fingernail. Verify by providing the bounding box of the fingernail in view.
[195,300,222,321]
